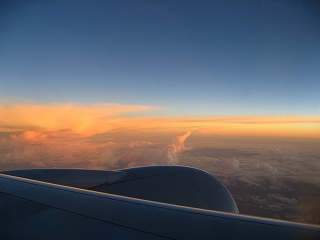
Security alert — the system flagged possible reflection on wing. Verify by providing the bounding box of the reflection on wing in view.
[3,166,238,213]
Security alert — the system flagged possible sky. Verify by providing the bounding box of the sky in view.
[1,0,320,116]
[0,0,320,224]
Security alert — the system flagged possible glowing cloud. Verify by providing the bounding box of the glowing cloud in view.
[0,103,161,135]
[11,131,48,141]
[0,103,319,138]
[167,131,192,164]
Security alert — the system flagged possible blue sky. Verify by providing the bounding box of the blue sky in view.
[1,0,319,116]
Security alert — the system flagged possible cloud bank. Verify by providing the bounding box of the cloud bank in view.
[0,103,319,137]
[0,102,319,224]
[0,103,161,135]
[0,128,319,224]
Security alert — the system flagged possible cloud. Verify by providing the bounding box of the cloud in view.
[0,102,319,224]
[11,131,48,141]
[0,103,161,135]
[169,131,192,154]
[167,131,192,164]
[194,116,320,137]
[0,129,195,171]
[127,141,153,148]
[252,193,298,212]
[231,158,240,170]
[1,103,319,138]
[268,193,298,206]
[0,125,319,224]
[176,137,320,224]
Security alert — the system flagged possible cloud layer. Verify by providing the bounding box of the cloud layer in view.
[0,103,319,138]
[0,103,319,224]
[0,103,161,135]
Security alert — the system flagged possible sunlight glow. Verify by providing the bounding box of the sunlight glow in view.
[1,103,319,138]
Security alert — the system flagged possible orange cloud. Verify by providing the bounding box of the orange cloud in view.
[192,116,320,138]
[11,131,48,141]
[105,116,320,138]
[167,131,192,164]
[0,103,319,138]
[0,103,161,135]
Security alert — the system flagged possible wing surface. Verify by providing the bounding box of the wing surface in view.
[1,166,320,239]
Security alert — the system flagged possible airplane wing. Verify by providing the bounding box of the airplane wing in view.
[1,166,319,239]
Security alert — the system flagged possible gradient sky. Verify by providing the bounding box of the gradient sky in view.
[1,1,320,224]
[1,0,319,117]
